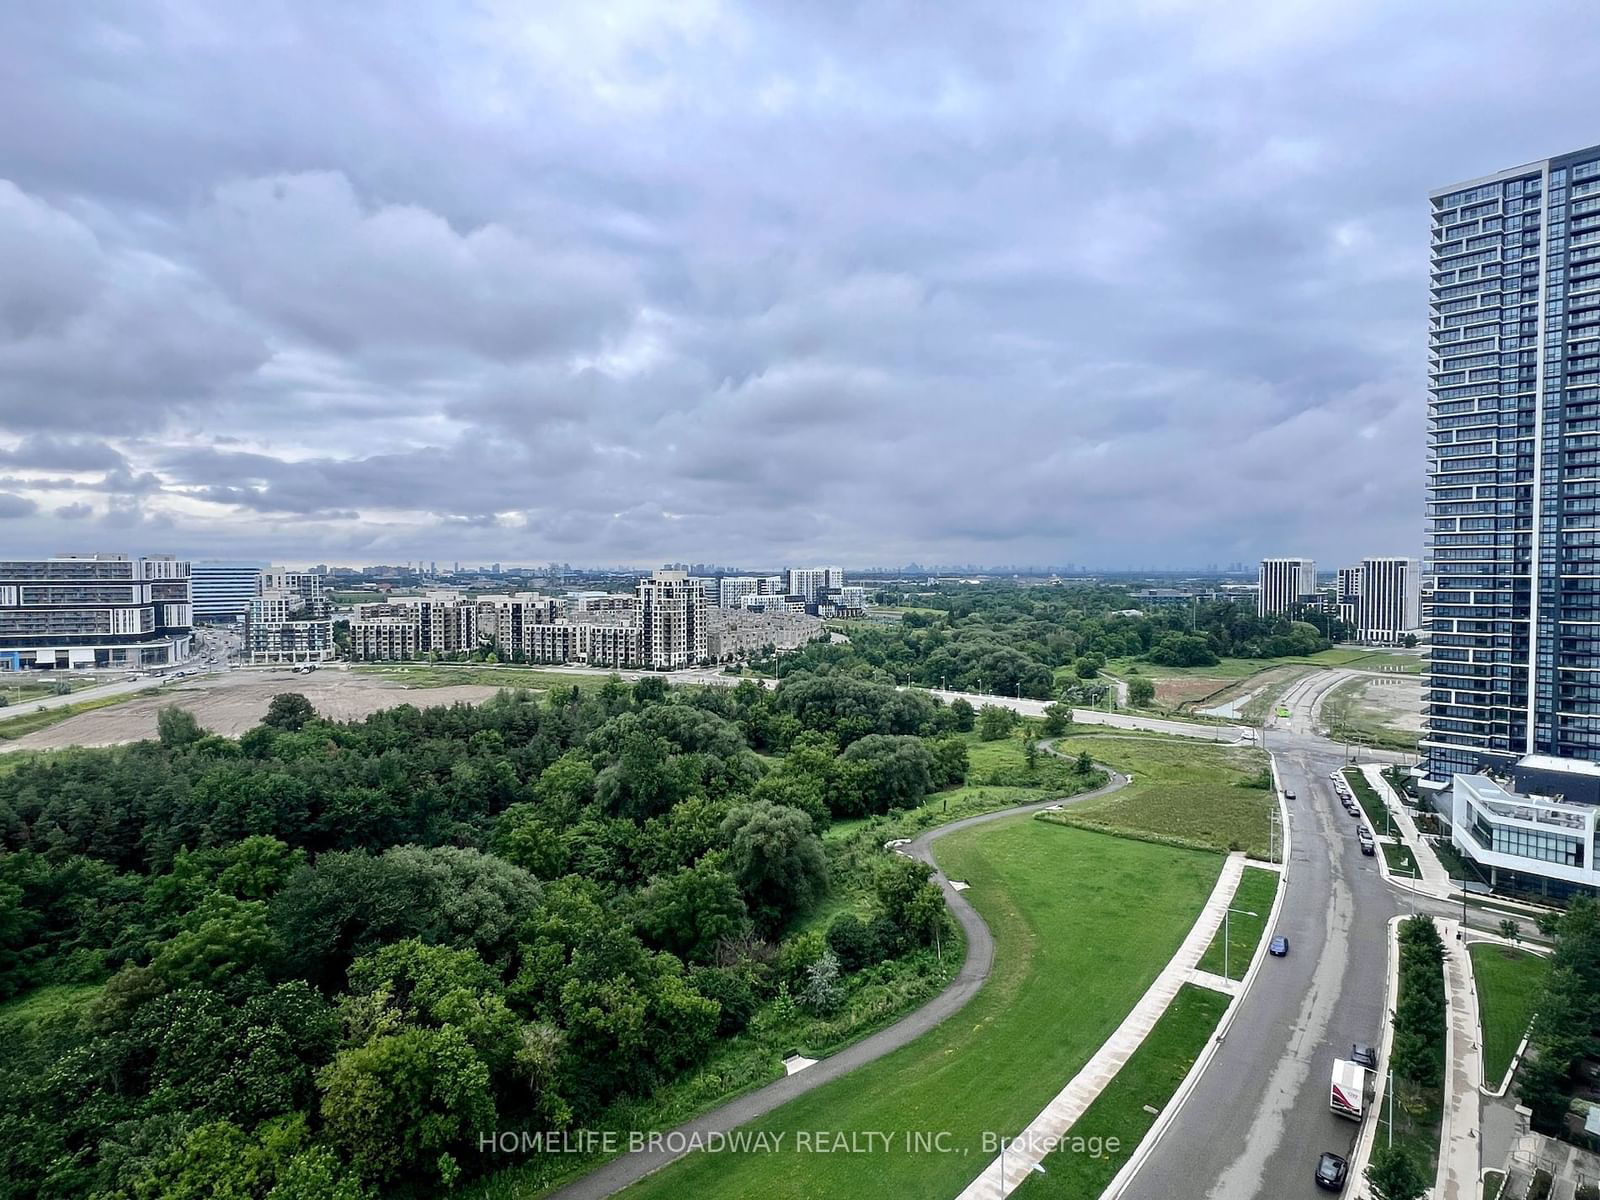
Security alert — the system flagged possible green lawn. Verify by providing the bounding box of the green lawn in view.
[595,823,1224,1200]
[1014,984,1231,1198]
[1196,867,1280,979]
[1382,841,1419,879]
[1469,943,1548,1091]
[1482,1169,1505,1199]
[1042,734,1277,860]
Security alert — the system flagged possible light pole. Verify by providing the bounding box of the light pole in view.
[1223,907,1259,981]
[999,1136,1046,1194]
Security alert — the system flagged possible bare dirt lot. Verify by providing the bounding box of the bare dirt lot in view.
[1353,673,1425,732]
[1,669,505,752]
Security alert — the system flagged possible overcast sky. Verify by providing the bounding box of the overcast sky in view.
[2,2,1598,570]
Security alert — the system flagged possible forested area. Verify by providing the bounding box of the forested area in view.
[0,671,983,1199]
[773,584,1343,700]
[1518,897,1600,1133]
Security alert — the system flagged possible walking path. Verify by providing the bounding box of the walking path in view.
[953,854,1250,1200]
[543,765,1130,1200]
[1438,917,1485,1200]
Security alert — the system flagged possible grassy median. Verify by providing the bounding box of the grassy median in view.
[1196,867,1280,979]
[603,822,1223,1200]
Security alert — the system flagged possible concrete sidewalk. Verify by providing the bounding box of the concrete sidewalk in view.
[1437,918,1484,1200]
[954,854,1250,1200]
[1358,763,1455,899]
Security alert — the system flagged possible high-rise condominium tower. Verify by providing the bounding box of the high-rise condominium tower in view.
[1424,144,1600,786]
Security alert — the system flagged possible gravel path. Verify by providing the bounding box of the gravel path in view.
[542,760,1128,1200]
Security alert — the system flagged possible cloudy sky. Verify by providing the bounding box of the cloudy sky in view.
[2,1,1598,570]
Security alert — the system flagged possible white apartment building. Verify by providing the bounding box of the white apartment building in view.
[638,569,708,668]
[718,577,760,609]
[1257,558,1318,617]
[248,570,335,664]
[528,621,638,667]
[1357,557,1422,645]
[785,567,845,603]
[0,554,192,671]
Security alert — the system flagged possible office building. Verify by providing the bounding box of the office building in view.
[247,569,335,664]
[785,567,845,604]
[1356,557,1422,645]
[191,561,264,623]
[637,569,707,668]
[1256,558,1318,617]
[0,554,192,670]
[1424,145,1600,787]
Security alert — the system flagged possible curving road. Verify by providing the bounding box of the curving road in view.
[543,761,1129,1200]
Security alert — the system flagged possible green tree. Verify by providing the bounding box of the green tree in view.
[839,734,935,813]
[633,854,749,963]
[318,1025,494,1188]
[948,698,976,732]
[976,705,1016,741]
[1366,1144,1426,1200]
[158,704,205,749]
[262,693,316,733]
[1073,654,1103,679]
[1127,677,1156,707]
[719,801,827,932]
[1041,702,1072,736]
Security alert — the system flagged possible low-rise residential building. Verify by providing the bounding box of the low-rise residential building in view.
[1452,755,1600,899]
[705,607,822,661]
[247,572,335,664]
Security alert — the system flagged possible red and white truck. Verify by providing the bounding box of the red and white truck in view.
[1330,1058,1370,1120]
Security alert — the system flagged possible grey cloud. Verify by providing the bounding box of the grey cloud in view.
[0,2,1595,566]
[0,492,39,518]
[54,502,92,519]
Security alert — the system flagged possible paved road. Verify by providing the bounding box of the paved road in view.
[1118,729,1399,1200]
[542,764,1129,1200]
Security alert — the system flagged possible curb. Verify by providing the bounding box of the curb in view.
[1348,915,1404,1196]
[1101,754,1291,1200]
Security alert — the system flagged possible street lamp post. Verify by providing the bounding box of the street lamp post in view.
[999,1136,1046,1194]
[1223,907,1260,981]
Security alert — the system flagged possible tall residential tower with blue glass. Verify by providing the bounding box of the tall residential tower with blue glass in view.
[1424,145,1600,789]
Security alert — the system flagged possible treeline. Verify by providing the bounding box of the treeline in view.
[0,669,968,1199]
[784,584,1341,700]
[1519,897,1600,1132]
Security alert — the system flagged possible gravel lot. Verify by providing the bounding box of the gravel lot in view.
[2,669,505,752]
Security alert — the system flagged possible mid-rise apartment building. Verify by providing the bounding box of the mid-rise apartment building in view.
[1357,557,1422,645]
[785,567,845,604]
[248,569,335,664]
[1257,558,1318,617]
[0,554,192,670]
[637,569,707,668]
[1424,144,1600,785]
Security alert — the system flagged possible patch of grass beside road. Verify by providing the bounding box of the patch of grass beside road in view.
[1014,984,1231,1199]
[1042,734,1276,860]
[0,688,162,741]
[1342,767,1393,833]
[353,663,613,691]
[603,823,1223,1200]
[1196,867,1280,979]
[1469,943,1548,1091]
[1381,841,1418,878]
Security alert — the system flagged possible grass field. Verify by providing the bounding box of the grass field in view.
[1042,734,1277,860]
[353,663,616,691]
[596,823,1224,1200]
[1196,867,1280,979]
[1014,984,1231,1198]
[1469,943,1548,1090]
[0,688,162,741]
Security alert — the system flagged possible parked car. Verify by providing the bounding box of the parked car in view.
[1359,839,1376,857]
[1314,1151,1349,1191]
[1351,1042,1378,1070]
[1269,935,1290,957]
[1283,790,1296,801]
